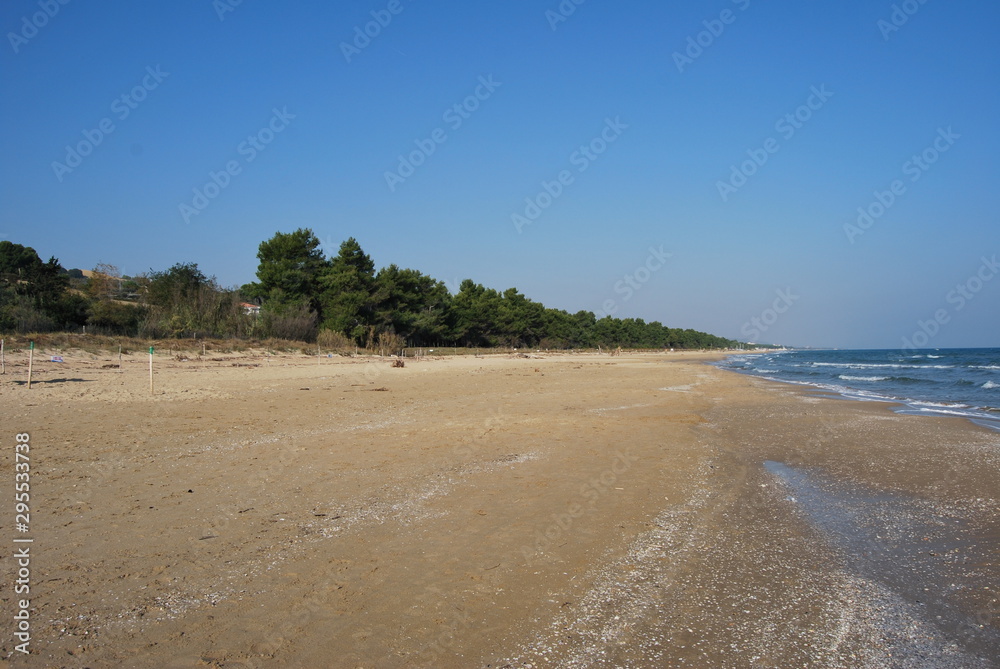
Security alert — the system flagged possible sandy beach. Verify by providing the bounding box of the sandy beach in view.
[1,348,997,667]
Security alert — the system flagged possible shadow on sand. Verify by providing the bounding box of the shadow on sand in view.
[11,378,93,386]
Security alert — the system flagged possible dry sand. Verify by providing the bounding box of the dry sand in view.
[0,348,997,668]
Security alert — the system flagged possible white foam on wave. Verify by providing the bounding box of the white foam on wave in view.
[811,362,955,370]
[763,377,891,403]
[914,407,980,418]
[909,400,971,410]
[838,375,889,382]
[811,362,894,368]
[984,381,1000,390]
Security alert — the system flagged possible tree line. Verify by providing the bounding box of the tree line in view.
[0,233,741,350]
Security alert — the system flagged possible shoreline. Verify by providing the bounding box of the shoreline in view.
[0,350,996,666]
[698,365,1000,666]
[718,349,1000,434]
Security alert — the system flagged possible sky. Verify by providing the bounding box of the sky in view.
[1,0,998,349]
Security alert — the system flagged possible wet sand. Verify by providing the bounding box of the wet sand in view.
[0,350,997,667]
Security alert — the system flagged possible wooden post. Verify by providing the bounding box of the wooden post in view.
[1,338,4,375]
[149,346,154,395]
[26,341,34,389]
[118,344,123,373]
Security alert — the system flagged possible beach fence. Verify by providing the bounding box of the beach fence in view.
[7,338,158,394]
[21,341,69,389]
[27,341,34,389]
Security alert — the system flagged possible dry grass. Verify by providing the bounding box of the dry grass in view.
[0,333,708,358]
[0,333,309,356]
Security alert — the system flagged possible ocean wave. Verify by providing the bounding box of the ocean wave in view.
[722,352,1000,432]
[809,362,955,370]
[811,362,898,368]
[913,407,981,418]
[909,400,971,410]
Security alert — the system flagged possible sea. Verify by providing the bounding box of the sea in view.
[717,348,1000,432]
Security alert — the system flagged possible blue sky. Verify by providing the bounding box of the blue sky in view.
[2,0,998,348]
